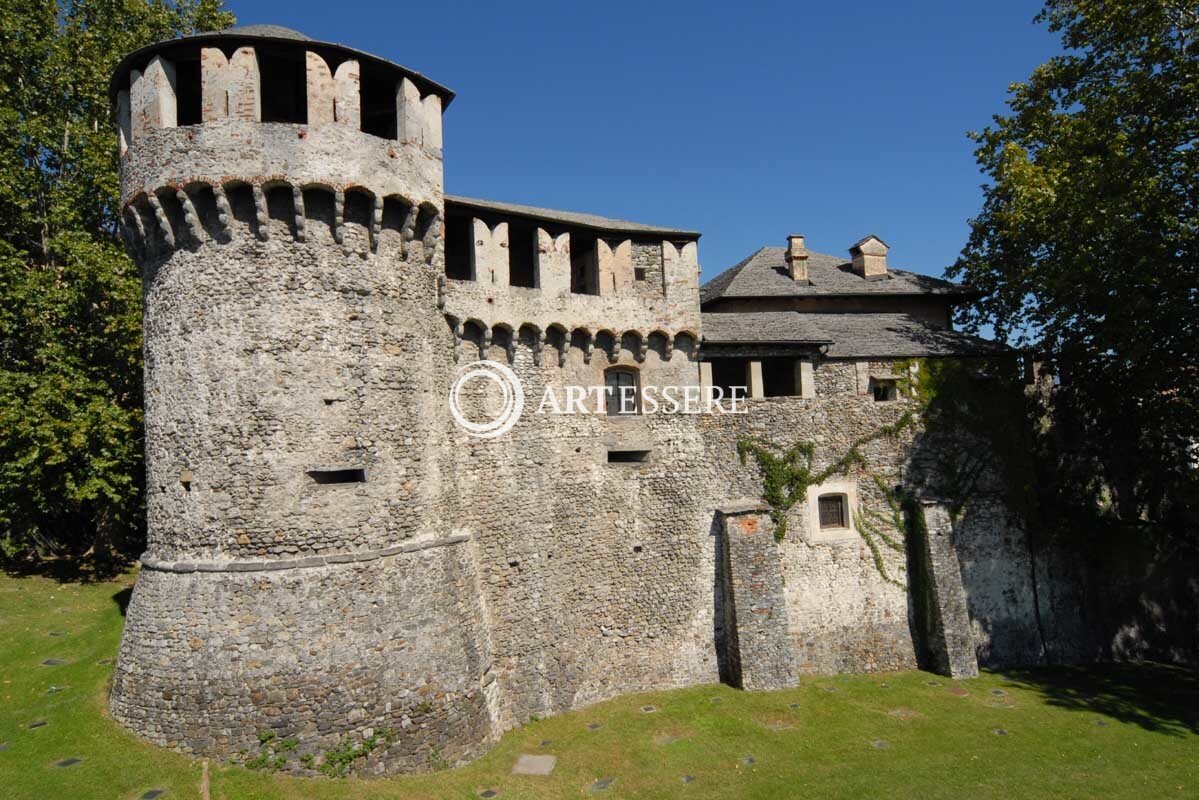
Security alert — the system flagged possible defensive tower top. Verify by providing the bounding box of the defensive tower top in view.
[110,24,452,208]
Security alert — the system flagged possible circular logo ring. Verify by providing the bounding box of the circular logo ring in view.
[448,360,525,438]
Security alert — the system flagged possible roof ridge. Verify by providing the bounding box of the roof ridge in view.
[699,246,767,303]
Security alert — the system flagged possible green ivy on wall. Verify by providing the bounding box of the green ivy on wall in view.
[854,475,909,588]
[737,412,914,543]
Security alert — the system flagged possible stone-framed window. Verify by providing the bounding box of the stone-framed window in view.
[818,494,848,529]
[871,378,898,402]
[805,480,858,543]
[604,366,640,416]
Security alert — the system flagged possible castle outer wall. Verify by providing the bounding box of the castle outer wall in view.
[108,27,1196,777]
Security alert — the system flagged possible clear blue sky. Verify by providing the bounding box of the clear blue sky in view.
[230,0,1059,283]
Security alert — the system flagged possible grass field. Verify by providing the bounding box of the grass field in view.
[1,569,1196,799]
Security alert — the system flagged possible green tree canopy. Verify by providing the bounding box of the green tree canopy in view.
[952,0,1199,524]
[0,0,234,569]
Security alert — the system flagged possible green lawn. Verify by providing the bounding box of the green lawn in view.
[1,569,1196,799]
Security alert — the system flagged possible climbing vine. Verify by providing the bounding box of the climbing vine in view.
[853,476,908,588]
[737,412,914,543]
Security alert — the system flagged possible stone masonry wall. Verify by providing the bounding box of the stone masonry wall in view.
[718,503,801,690]
[111,538,497,775]
[111,35,1071,777]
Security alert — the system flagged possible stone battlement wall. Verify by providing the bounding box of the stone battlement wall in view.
[442,233,701,338]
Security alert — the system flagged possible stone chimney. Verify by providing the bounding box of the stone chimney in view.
[849,235,888,280]
[785,234,809,283]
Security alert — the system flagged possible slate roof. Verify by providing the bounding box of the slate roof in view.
[700,246,971,304]
[701,312,832,345]
[219,24,311,40]
[445,195,701,239]
[810,313,1008,359]
[701,311,1006,358]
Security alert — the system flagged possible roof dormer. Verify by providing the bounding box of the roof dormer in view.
[849,235,888,280]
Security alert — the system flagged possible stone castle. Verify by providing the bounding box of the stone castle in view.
[107,24,1166,776]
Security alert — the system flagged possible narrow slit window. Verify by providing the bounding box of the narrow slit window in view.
[307,468,367,485]
[607,450,650,463]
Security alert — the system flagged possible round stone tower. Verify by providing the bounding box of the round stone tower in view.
[109,25,496,774]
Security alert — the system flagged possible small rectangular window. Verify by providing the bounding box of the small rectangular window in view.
[872,379,898,402]
[818,494,847,529]
[307,468,367,485]
[634,267,647,282]
[607,450,650,463]
[762,357,798,397]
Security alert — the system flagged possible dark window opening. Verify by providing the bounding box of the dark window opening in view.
[360,64,397,139]
[570,231,598,295]
[709,358,750,399]
[307,468,367,485]
[634,267,648,282]
[175,54,202,125]
[444,213,473,280]
[818,494,848,529]
[608,449,650,463]
[872,379,898,402]
[508,220,538,288]
[604,367,640,416]
[259,48,307,123]
[762,358,798,398]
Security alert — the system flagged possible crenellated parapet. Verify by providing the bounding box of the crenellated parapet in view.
[111,27,451,208]
[441,199,703,345]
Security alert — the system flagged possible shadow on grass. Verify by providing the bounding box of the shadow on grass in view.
[112,586,133,616]
[2,553,134,584]
[996,662,1199,736]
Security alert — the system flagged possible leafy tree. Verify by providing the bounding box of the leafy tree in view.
[952,1,1199,526]
[0,0,234,570]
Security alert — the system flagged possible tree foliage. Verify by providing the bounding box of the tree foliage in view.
[0,0,234,569]
[952,1,1199,525]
